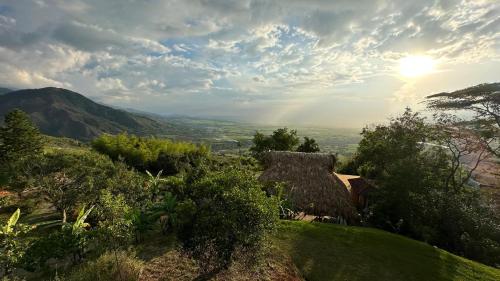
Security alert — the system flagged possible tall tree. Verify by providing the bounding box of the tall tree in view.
[352,108,500,266]
[0,109,44,185]
[0,109,43,162]
[426,83,500,156]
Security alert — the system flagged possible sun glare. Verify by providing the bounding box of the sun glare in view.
[399,55,435,77]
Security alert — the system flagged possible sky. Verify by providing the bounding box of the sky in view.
[0,0,499,128]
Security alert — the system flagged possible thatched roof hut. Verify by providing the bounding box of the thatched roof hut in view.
[259,151,356,221]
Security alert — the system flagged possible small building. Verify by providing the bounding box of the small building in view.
[333,173,375,210]
[259,151,357,222]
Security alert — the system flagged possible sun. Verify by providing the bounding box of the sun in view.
[399,55,435,77]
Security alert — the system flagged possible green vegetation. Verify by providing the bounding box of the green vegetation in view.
[297,136,320,153]
[250,127,321,154]
[345,108,500,266]
[91,133,209,174]
[65,251,143,281]
[177,169,278,274]
[0,109,279,280]
[0,109,44,186]
[0,209,33,275]
[276,221,500,281]
[1,82,499,280]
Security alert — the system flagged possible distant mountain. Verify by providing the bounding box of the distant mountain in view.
[0,87,13,95]
[0,87,175,141]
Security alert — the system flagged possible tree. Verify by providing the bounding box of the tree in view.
[426,83,500,156]
[352,108,500,266]
[0,109,44,184]
[250,128,299,154]
[297,137,320,153]
[430,113,492,192]
[177,169,278,276]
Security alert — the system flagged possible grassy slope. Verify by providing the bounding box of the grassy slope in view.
[275,221,500,281]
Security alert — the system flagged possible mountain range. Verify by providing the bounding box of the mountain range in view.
[0,87,175,141]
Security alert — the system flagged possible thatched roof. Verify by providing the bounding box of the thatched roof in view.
[259,151,356,220]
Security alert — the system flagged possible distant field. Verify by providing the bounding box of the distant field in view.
[158,117,362,156]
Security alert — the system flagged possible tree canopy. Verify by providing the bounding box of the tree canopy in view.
[426,83,500,156]
[350,108,500,266]
[250,128,300,154]
[0,109,44,185]
[297,137,320,153]
[0,109,43,163]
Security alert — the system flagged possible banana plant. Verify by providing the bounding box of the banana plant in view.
[71,205,94,234]
[146,169,168,201]
[1,208,34,275]
[0,208,20,235]
[149,192,178,234]
[61,205,94,262]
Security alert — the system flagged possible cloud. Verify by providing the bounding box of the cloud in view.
[0,0,498,126]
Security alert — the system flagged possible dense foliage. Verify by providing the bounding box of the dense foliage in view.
[349,108,500,267]
[176,169,279,274]
[0,111,279,279]
[0,109,43,186]
[91,133,209,175]
[1,102,499,280]
[250,127,321,154]
[297,136,320,153]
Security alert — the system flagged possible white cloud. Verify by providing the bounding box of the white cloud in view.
[0,0,498,126]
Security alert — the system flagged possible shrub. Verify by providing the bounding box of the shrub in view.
[0,209,33,275]
[177,169,279,274]
[65,251,143,281]
[91,133,209,175]
[94,190,134,250]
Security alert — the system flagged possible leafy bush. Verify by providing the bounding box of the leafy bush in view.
[0,209,33,275]
[94,190,134,250]
[176,169,279,274]
[23,206,96,271]
[91,133,209,175]
[65,251,143,281]
[23,150,147,220]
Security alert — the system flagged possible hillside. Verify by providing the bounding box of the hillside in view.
[0,87,175,141]
[102,220,500,281]
[275,221,500,281]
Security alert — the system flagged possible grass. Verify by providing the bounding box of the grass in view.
[274,220,500,281]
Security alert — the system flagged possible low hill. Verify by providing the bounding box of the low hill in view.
[0,87,175,141]
[275,221,500,281]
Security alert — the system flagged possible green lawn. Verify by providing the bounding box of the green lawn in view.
[275,221,500,281]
